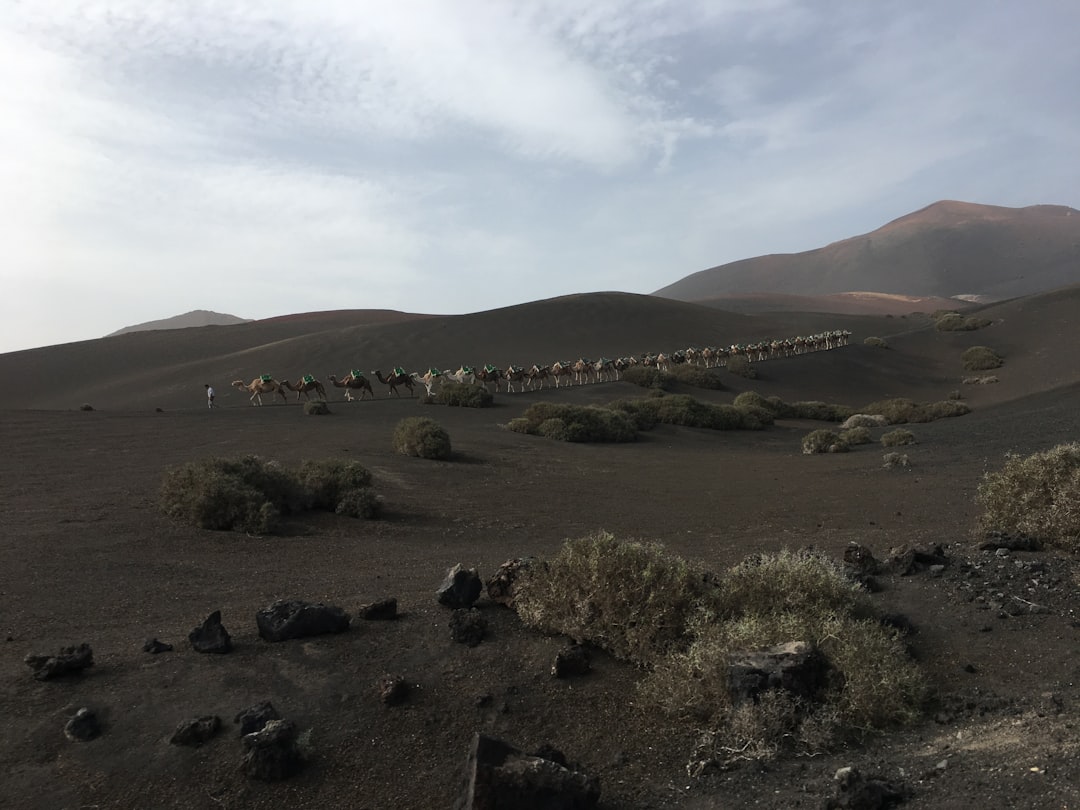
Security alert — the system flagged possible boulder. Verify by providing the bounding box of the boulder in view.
[826,765,908,809]
[486,558,532,607]
[457,733,600,810]
[188,611,232,654]
[142,638,173,654]
[240,719,304,781]
[358,598,398,620]
[25,643,94,680]
[438,564,483,609]
[256,599,351,642]
[886,544,949,576]
[728,641,830,707]
[234,701,281,736]
[377,674,411,706]
[170,715,221,747]
[64,707,100,742]
[450,609,487,647]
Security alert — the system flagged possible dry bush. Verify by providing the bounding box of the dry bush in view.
[923,400,971,419]
[802,429,843,454]
[963,375,999,385]
[882,452,910,469]
[841,414,889,430]
[881,428,915,447]
[788,401,854,422]
[863,336,889,348]
[435,382,493,408]
[935,313,993,332]
[732,391,776,412]
[839,426,873,446]
[393,416,452,459]
[861,398,968,425]
[334,487,383,519]
[610,395,766,432]
[514,531,722,666]
[620,365,672,390]
[298,460,373,510]
[303,400,331,415]
[725,355,757,379]
[669,364,725,390]
[976,444,1080,552]
[508,402,638,442]
[962,346,1004,371]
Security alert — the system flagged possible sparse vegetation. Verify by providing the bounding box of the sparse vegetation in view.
[435,382,493,408]
[303,400,331,415]
[508,402,638,442]
[881,428,915,447]
[725,355,757,379]
[841,414,889,430]
[610,394,769,432]
[393,416,452,459]
[976,443,1080,552]
[334,487,383,519]
[934,312,993,331]
[883,452,910,469]
[668,364,725,389]
[962,346,1004,371]
[160,455,382,534]
[802,429,845,454]
[863,336,889,348]
[839,426,873,446]
[963,375,999,385]
[861,397,970,424]
[621,366,672,390]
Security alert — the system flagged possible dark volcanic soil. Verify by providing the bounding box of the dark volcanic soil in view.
[2,292,1080,809]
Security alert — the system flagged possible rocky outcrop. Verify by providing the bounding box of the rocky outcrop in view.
[438,564,483,609]
[255,599,351,642]
[188,611,232,654]
[25,643,94,680]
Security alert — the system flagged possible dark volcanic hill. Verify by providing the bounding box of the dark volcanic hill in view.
[654,201,1080,303]
[106,309,253,336]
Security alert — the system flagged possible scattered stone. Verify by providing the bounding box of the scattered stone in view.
[978,531,1041,552]
[234,701,281,736]
[450,609,487,647]
[358,598,398,620]
[438,564,484,609]
[170,715,222,747]
[240,719,304,781]
[886,544,949,575]
[255,599,351,642]
[486,558,532,607]
[188,610,232,654]
[457,733,600,810]
[142,638,173,654]
[826,765,907,809]
[64,707,101,742]
[929,564,946,577]
[25,643,94,680]
[728,641,830,707]
[843,543,880,575]
[377,674,411,706]
[552,644,591,679]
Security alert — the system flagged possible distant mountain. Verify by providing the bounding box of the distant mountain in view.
[654,201,1080,303]
[107,310,252,336]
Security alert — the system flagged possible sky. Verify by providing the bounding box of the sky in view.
[3,1,1079,353]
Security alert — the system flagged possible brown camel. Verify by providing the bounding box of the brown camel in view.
[550,361,574,388]
[526,364,550,390]
[281,375,327,402]
[372,368,415,397]
[475,364,501,392]
[327,372,374,401]
[231,377,288,406]
[503,365,527,393]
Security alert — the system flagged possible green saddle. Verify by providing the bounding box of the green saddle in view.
[260,374,273,383]
[394,366,406,376]
[302,374,315,384]
[351,370,363,379]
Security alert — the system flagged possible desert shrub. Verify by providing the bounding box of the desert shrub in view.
[159,455,304,534]
[922,400,971,419]
[79,403,94,411]
[514,531,722,666]
[303,400,330,415]
[882,452,910,469]
[640,550,924,762]
[298,459,373,510]
[334,487,382,519]
[839,426,872,446]
[976,443,1080,551]
[609,395,765,432]
[669,364,725,390]
[725,355,756,379]
[506,417,533,434]
[735,404,776,429]
[436,382,493,408]
[789,401,854,422]
[393,416,452,459]
[859,398,919,424]
[881,428,915,447]
[802,429,843,454]
[841,413,888,430]
[510,402,638,443]
[621,365,673,390]
[936,312,993,331]
[961,346,1003,371]
[733,391,776,412]
[963,375,999,385]
[863,336,888,348]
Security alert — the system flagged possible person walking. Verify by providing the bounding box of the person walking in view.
[205,383,216,409]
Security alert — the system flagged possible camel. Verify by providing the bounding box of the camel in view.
[372,368,415,397]
[327,372,374,401]
[413,368,443,397]
[550,361,574,388]
[444,366,476,386]
[281,375,327,402]
[475,364,502,393]
[504,365,527,393]
[571,358,594,385]
[231,377,288,406]
[593,357,616,382]
[525,364,550,390]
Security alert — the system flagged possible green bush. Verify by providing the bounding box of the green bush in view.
[922,400,971,419]
[335,487,382,519]
[609,395,766,432]
[789,401,855,422]
[881,428,915,447]
[863,336,888,348]
[839,426,872,446]
[514,531,722,666]
[393,416,452,459]
[509,402,638,442]
[669,364,725,390]
[435,382,493,408]
[620,366,672,390]
[841,414,888,429]
[298,459,374,510]
[976,444,1080,551]
[303,400,331,415]
[733,391,777,412]
[860,398,969,425]
[725,355,756,378]
[802,429,843,454]
[961,346,1004,371]
[935,312,993,332]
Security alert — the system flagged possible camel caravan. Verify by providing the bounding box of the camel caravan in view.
[227,330,851,405]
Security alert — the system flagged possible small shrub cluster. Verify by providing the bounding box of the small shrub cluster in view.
[725,355,757,378]
[668,364,725,390]
[609,394,769,432]
[961,346,1004,371]
[841,414,889,430]
[507,402,638,443]
[861,397,970,424]
[839,426,873,446]
[80,403,95,411]
[881,428,915,447]
[303,400,331,415]
[435,382,493,408]
[882,452,910,469]
[863,336,889,348]
[976,443,1080,552]
[934,312,993,331]
[620,365,672,390]
[963,375,999,385]
[160,455,381,534]
[735,392,853,423]
[393,416,452,458]
[802,429,846,454]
